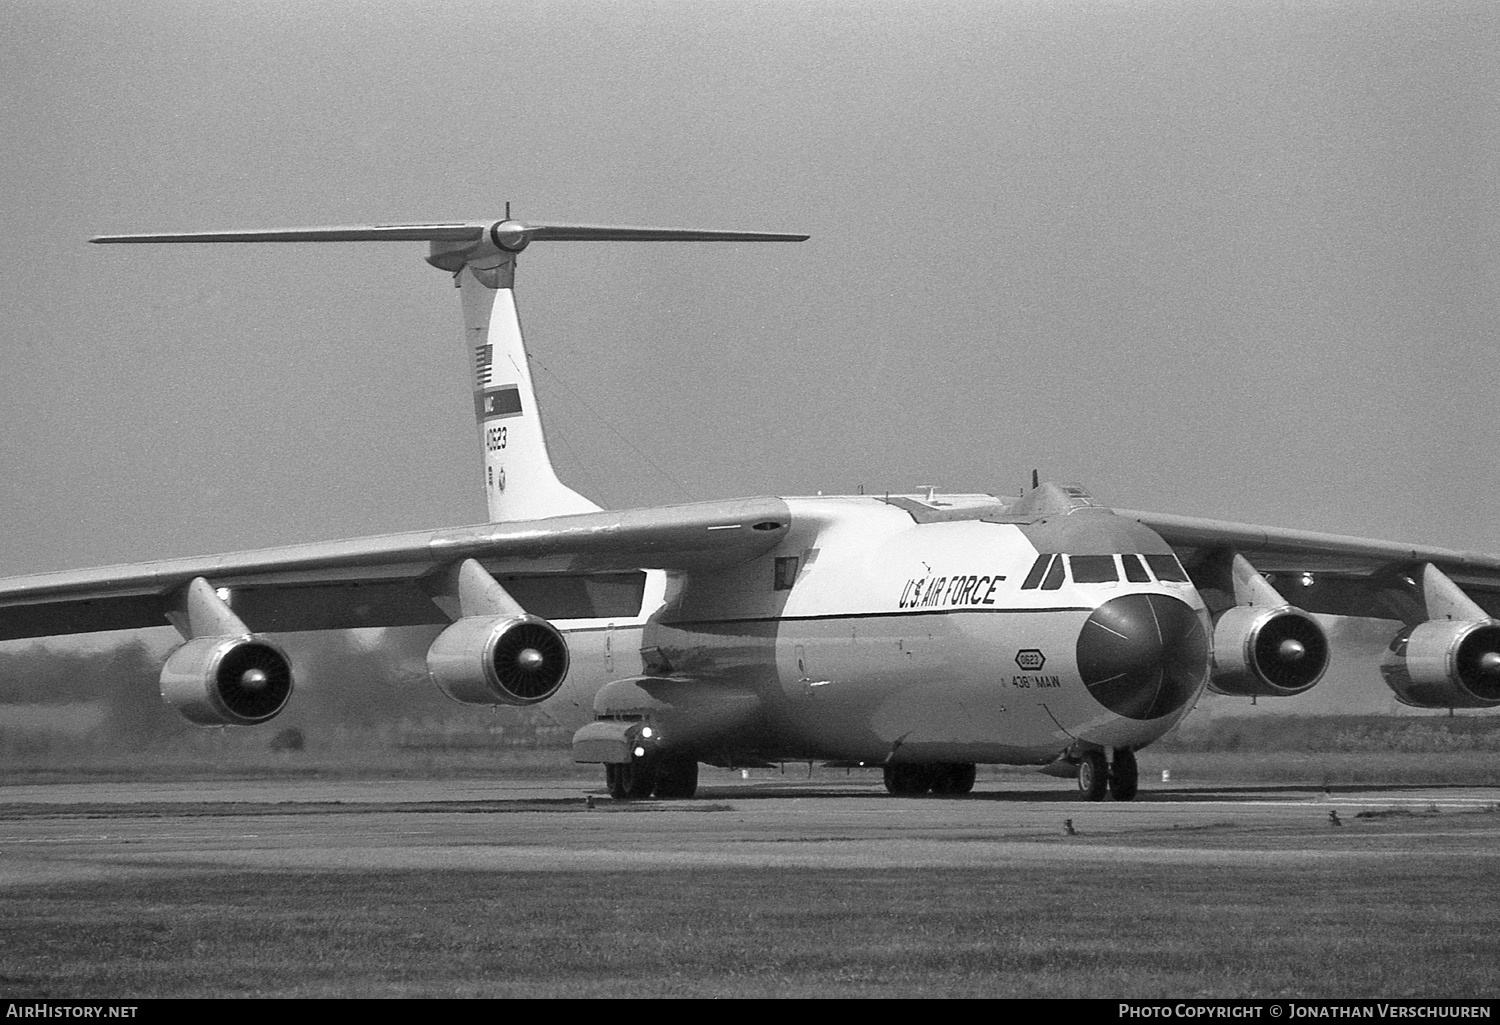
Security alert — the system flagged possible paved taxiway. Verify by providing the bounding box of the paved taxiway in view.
[2,776,1497,887]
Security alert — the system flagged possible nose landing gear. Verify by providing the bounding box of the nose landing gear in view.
[1077,748,1138,802]
[1108,748,1139,800]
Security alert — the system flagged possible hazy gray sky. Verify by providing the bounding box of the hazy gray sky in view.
[3,0,1497,577]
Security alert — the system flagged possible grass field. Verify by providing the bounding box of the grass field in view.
[4,720,1498,999]
[3,859,1496,999]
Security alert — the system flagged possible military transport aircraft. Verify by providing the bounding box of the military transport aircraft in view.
[3,216,1499,801]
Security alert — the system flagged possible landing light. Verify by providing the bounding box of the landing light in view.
[1300,573,1315,587]
[215,587,231,602]
[633,746,646,758]
[640,726,654,739]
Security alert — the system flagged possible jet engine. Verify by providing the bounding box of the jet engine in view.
[1208,605,1329,697]
[426,614,569,706]
[159,636,294,726]
[1380,619,1500,709]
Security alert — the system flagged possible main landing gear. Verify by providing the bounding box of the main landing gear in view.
[1077,749,1138,802]
[882,762,977,796]
[605,755,699,800]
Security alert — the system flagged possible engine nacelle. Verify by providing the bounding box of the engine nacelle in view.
[1208,605,1329,697]
[160,636,294,726]
[1380,619,1500,709]
[426,614,570,706]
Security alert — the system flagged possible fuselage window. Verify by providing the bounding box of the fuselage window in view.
[1068,554,1119,583]
[1040,554,1066,590]
[1144,553,1189,582]
[1020,554,1053,590]
[1122,554,1151,583]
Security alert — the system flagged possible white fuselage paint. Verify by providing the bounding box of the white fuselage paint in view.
[547,496,1209,766]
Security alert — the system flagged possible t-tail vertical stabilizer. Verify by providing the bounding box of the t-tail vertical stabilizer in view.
[457,266,596,520]
[93,216,808,523]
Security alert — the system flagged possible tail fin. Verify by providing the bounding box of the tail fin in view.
[460,266,598,520]
[93,216,808,522]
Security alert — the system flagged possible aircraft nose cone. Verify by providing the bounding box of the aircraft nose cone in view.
[1076,594,1208,720]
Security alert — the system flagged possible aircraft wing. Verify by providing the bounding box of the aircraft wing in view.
[0,498,791,641]
[1117,508,1500,618]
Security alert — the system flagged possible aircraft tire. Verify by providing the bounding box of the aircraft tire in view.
[1108,749,1139,801]
[931,763,976,795]
[883,764,933,796]
[605,763,627,800]
[1077,751,1107,802]
[653,757,699,799]
[620,759,658,800]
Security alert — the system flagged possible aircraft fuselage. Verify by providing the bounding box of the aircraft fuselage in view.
[553,494,1212,768]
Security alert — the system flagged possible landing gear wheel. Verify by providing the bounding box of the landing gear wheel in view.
[882,765,902,795]
[930,763,977,795]
[1077,751,1108,802]
[613,758,658,800]
[883,764,933,796]
[654,758,699,799]
[1108,749,1139,802]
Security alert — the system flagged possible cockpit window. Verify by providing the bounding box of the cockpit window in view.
[1068,555,1118,583]
[1144,553,1189,582]
[1022,552,1185,588]
[1020,554,1052,590]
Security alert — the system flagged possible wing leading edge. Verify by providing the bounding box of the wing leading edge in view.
[1121,509,1500,574]
[1119,508,1500,619]
[0,498,791,641]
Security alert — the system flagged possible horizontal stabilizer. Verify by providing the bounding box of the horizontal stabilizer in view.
[92,219,809,249]
[517,224,808,243]
[91,224,488,244]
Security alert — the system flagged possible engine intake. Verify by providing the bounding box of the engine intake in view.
[1381,619,1500,709]
[427,614,570,706]
[1208,605,1329,697]
[160,636,294,726]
